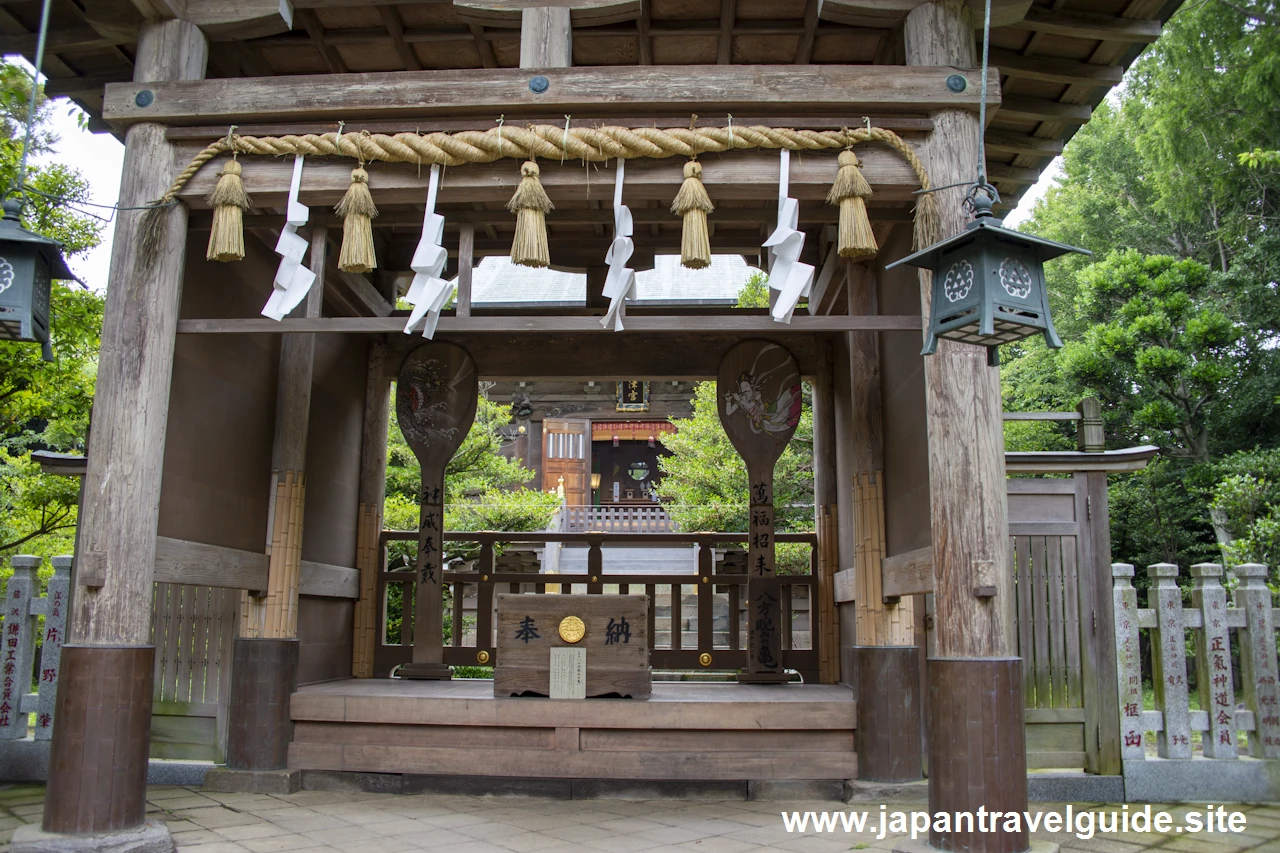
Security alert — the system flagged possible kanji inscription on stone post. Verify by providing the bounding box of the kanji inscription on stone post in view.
[1234,564,1280,757]
[1191,564,1235,758]
[1112,564,1146,760]
[1148,563,1191,759]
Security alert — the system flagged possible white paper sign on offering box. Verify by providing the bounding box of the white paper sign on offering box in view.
[549,647,587,699]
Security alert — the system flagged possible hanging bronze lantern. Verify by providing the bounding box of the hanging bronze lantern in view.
[0,199,77,361]
[886,192,1088,363]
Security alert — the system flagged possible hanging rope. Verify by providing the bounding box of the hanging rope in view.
[152,124,933,205]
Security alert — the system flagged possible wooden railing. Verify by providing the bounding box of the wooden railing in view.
[373,530,819,679]
[562,504,673,533]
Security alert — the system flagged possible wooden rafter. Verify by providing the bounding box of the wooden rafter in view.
[718,0,736,65]
[990,48,1124,87]
[1010,8,1162,42]
[637,0,652,65]
[296,8,348,74]
[379,5,423,71]
[469,23,498,68]
[795,0,820,64]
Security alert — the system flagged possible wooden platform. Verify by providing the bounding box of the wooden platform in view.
[289,679,857,781]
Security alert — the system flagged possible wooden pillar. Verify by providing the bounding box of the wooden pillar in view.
[352,341,391,677]
[848,263,915,647]
[520,7,572,68]
[846,261,922,781]
[811,336,840,684]
[44,18,207,838]
[905,3,1025,849]
[456,223,475,318]
[586,264,608,310]
[227,228,325,771]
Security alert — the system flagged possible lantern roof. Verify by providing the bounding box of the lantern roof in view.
[0,199,79,283]
[886,210,1090,273]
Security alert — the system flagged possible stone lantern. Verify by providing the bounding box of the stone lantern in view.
[0,199,77,360]
[886,193,1088,362]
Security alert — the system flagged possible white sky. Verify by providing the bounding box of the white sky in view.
[38,98,1059,292]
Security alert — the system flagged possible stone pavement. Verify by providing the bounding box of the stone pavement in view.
[1,785,1277,853]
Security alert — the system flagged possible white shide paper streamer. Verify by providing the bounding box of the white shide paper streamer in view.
[763,149,814,324]
[600,159,637,332]
[403,164,454,339]
[261,155,317,321]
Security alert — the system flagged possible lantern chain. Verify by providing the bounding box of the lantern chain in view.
[8,0,53,206]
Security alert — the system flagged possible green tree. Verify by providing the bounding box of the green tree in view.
[0,65,104,566]
[656,382,814,535]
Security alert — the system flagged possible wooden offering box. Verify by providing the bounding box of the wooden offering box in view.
[495,594,650,699]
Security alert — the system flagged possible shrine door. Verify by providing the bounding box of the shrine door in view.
[543,418,589,506]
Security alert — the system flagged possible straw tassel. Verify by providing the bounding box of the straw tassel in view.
[827,150,877,261]
[205,158,250,262]
[507,159,553,268]
[335,166,378,273]
[671,159,713,269]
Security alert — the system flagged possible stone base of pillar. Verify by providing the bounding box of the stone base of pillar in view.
[226,638,299,771]
[42,646,153,835]
[13,819,173,853]
[203,767,301,795]
[397,661,453,680]
[853,646,923,782]
[927,657,1028,853]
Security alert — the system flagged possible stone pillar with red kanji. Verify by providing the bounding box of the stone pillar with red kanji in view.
[33,556,70,740]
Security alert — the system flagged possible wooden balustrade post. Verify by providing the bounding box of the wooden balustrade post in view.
[697,537,714,661]
[37,19,206,844]
[476,541,497,663]
[1148,563,1192,758]
[1111,564,1146,761]
[1190,564,1236,758]
[1234,564,1280,757]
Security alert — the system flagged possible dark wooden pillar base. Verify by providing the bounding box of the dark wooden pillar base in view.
[854,646,923,782]
[928,658,1028,853]
[43,646,154,835]
[398,662,452,680]
[226,638,299,771]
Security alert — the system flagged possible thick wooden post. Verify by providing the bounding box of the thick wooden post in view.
[811,335,840,684]
[520,7,572,68]
[456,223,475,318]
[352,341,390,677]
[227,228,324,774]
[845,262,921,780]
[905,3,1024,848]
[43,18,207,839]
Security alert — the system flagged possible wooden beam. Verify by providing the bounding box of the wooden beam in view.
[983,132,1063,157]
[337,269,394,317]
[300,561,360,598]
[521,7,572,68]
[990,48,1124,87]
[154,536,269,590]
[45,75,124,99]
[164,115,935,141]
[986,163,1043,185]
[998,96,1090,124]
[104,65,998,126]
[0,28,129,54]
[1009,8,1163,43]
[881,547,934,599]
[178,313,923,335]
[380,5,424,71]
